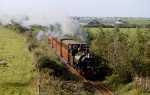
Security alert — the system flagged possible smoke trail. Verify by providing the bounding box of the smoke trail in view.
[46,17,88,42]
[61,17,88,41]
[0,0,88,42]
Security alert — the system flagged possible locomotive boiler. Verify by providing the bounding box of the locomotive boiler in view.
[48,36,97,78]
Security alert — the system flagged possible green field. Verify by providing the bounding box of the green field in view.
[0,27,36,95]
[127,18,150,25]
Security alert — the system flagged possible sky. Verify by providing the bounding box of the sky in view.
[0,0,150,17]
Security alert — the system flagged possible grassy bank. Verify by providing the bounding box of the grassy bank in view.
[0,27,37,95]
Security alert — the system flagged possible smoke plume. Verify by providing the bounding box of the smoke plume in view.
[0,0,87,42]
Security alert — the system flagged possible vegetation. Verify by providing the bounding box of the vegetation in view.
[1,19,149,95]
[85,26,150,94]
[0,27,37,95]
[24,30,96,95]
[127,18,150,25]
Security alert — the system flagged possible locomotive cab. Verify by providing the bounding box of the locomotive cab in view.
[69,43,89,56]
[75,53,97,78]
[68,43,96,78]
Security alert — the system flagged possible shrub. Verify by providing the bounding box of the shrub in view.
[89,26,134,83]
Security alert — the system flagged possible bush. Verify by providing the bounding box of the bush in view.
[89,27,134,83]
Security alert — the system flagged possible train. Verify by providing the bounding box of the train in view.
[48,35,97,78]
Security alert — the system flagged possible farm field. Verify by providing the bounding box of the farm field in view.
[0,27,37,95]
[126,18,150,25]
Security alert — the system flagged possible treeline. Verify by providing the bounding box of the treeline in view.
[84,23,150,28]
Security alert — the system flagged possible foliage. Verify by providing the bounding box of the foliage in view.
[86,26,150,84]
[130,27,150,76]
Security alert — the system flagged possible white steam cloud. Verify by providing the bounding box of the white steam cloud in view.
[0,0,87,42]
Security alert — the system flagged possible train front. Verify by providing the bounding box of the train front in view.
[69,43,97,78]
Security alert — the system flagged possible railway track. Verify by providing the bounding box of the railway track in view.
[38,64,113,95]
[63,61,113,95]
[41,50,113,95]
[37,59,113,95]
[37,46,113,95]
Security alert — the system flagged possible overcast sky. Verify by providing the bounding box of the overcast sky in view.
[0,0,150,17]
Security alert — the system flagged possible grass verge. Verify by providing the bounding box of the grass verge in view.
[0,27,37,95]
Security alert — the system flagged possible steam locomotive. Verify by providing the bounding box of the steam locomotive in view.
[48,36,97,78]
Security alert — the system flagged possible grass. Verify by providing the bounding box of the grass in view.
[116,83,150,95]
[0,27,37,95]
[127,18,150,25]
